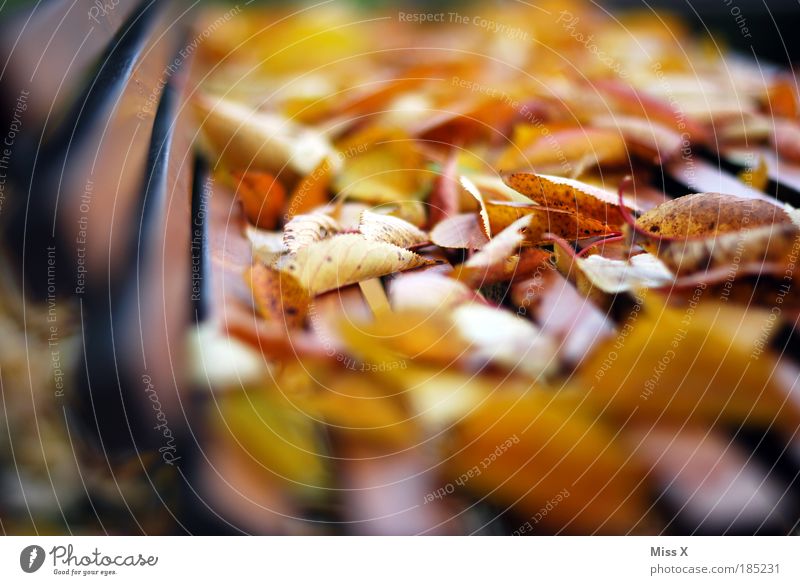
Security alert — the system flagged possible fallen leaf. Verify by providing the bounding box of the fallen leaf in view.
[335,133,430,203]
[465,174,615,241]
[430,213,489,249]
[286,158,334,219]
[246,263,310,327]
[635,192,792,238]
[591,115,683,164]
[496,127,628,174]
[388,272,485,312]
[246,225,287,265]
[358,210,429,248]
[195,94,339,176]
[503,172,640,227]
[451,303,558,378]
[283,213,342,253]
[453,216,553,287]
[447,391,652,534]
[277,234,435,295]
[233,170,287,230]
[576,253,675,293]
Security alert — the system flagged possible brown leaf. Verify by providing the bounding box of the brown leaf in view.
[635,192,793,239]
[503,172,639,227]
[484,200,615,242]
[465,174,616,241]
[246,262,310,328]
[233,170,287,230]
[648,223,800,277]
[286,158,334,219]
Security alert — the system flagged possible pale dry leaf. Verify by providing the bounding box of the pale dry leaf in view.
[277,233,435,296]
[451,304,557,378]
[430,213,489,249]
[358,210,429,249]
[388,272,484,313]
[246,225,287,265]
[283,213,342,253]
[195,94,339,176]
[578,253,675,293]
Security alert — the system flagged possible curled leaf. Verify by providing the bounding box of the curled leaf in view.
[358,210,429,249]
[465,174,615,241]
[283,213,342,253]
[277,234,435,296]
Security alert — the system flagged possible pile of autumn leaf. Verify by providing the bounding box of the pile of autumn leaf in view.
[188,2,800,534]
